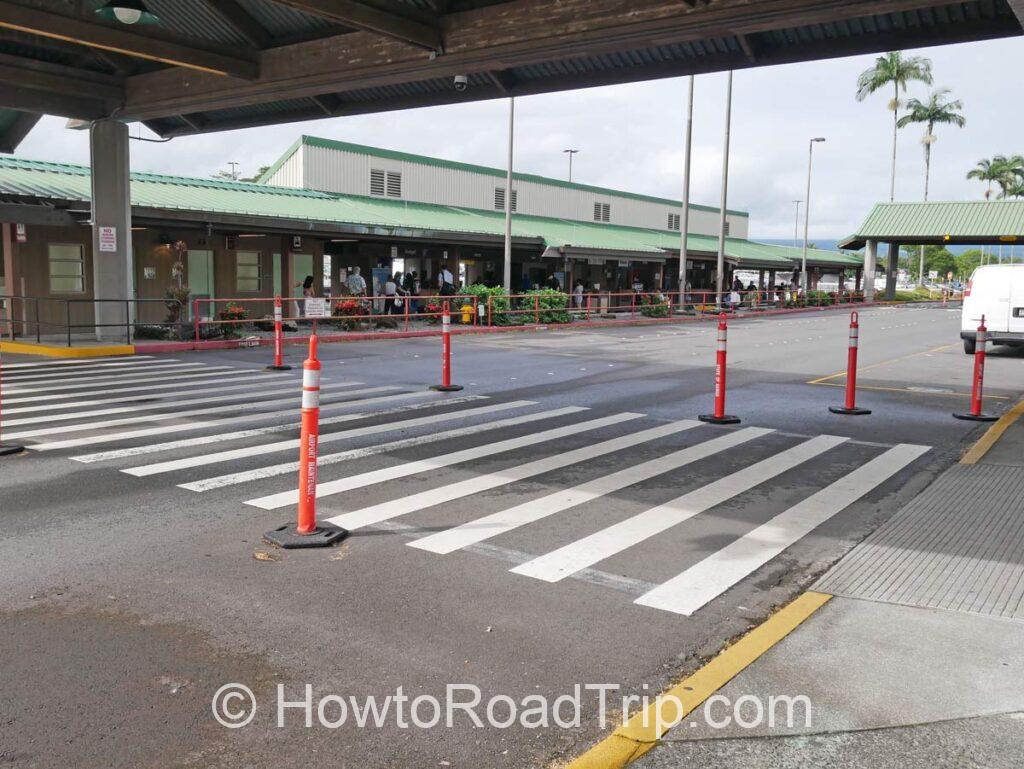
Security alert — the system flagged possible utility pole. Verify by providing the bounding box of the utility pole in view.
[563,148,579,182]
[802,138,826,292]
[792,200,802,248]
[679,76,694,297]
[503,97,515,292]
[715,71,733,307]
[227,161,240,181]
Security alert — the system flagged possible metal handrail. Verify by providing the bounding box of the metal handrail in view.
[1,295,183,346]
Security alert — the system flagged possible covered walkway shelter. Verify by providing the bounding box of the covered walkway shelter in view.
[839,200,1024,300]
[1,0,1022,338]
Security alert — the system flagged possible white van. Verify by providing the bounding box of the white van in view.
[961,264,1024,353]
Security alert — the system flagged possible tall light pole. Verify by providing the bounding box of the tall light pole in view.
[715,70,733,306]
[563,148,579,182]
[503,97,515,292]
[792,200,802,248]
[801,137,826,292]
[679,75,694,296]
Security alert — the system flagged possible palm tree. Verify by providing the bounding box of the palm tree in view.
[856,51,933,202]
[966,158,1005,200]
[897,88,965,284]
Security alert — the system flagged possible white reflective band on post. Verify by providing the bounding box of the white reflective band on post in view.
[443,315,450,331]
[302,389,320,409]
[274,307,282,322]
[303,369,321,389]
[849,328,859,348]
[977,330,987,343]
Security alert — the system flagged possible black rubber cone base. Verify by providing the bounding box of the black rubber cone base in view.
[0,443,25,457]
[698,414,741,425]
[263,522,348,549]
[265,364,293,371]
[430,384,464,392]
[953,412,999,422]
[829,406,872,416]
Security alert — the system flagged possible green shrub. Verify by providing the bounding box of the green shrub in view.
[520,288,571,324]
[805,290,834,307]
[640,293,670,318]
[460,284,519,326]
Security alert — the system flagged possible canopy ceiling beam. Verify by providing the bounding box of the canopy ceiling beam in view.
[274,1,443,50]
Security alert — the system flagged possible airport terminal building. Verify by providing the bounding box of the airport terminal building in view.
[0,135,861,333]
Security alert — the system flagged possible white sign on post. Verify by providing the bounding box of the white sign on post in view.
[303,297,329,318]
[98,226,117,252]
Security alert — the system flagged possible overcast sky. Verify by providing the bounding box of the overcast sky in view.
[15,35,1024,240]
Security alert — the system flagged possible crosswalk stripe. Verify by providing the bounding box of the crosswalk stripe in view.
[131,400,534,478]
[181,403,568,492]
[1,380,364,427]
[6,363,216,389]
[246,411,642,511]
[633,442,931,615]
[4,359,194,383]
[322,419,700,530]
[6,384,390,441]
[28,390,443,451]
[510,432,844,583]
[3,356,155,370]
[3,368,253,402]
[72,395,488,463]
[409,426,777,555]
[4,374,293,414]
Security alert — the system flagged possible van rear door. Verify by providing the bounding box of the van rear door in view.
[1010,269,1024,334]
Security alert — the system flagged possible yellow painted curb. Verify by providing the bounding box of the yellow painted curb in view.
[961,398,1024,465]
[566,592,832,769]
[0,340,135,358]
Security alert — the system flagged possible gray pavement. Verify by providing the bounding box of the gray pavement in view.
[0,305,1020,768]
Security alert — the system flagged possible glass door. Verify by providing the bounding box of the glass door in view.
[187,250,215,319]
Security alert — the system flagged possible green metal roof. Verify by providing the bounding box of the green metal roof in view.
[0,155,859,268]
[258,135,750,218]
[839,200,1024,250]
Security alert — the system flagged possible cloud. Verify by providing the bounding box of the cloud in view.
[13,36,1023,239]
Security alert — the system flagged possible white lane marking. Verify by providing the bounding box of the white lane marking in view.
[6,384,388,441]
[4,363,217,391]
[3,359,192,383]
[511,433,845,583]
[3,356,156,369]
[410,426,776,555]
[2,380,364,427]
[2,368,250,402]
[73,396,487,463]
[247,411,642,511]
[3,375,292,414]
[323,419,699,530]
[28,390,440,451]
[131,399,532,477]
[182,404,566,492]
[634,443,931,615]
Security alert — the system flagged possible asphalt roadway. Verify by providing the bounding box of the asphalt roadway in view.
[1,304,1021,769]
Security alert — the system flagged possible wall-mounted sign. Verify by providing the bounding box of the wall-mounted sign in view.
[390,246,398,259]
[292,235,302,249]
[98,226,117,252]
[14,223,26,243]
[143,267,156,279]
[224,235,237,250]
[303,297,329,318]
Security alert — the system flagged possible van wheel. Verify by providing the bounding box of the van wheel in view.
[963,338,976,355]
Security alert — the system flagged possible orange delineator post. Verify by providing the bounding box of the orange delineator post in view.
[698,312,740,425]
[954,315,999,423]
[0,347,25,456]
[263,334,347,549]
[829,311,871,416]
[430,302,464,392]
[265,295,292,371]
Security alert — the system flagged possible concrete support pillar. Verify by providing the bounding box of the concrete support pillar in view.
[863,239,877,302]
[854,267,863,292]
[885,241,898,300]
[757,269,765,290]
[2,222,20,338]
[89,119,133,341]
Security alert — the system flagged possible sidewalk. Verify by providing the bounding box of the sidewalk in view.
[634,399,1024,769]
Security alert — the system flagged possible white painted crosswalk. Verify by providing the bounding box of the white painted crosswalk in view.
[6,354,933,618]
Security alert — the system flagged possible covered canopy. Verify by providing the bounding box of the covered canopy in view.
[839,200,1024,250]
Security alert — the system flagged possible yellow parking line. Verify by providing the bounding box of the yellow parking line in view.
[961,398,1024,464]
[566,592,831,769]
[807,343,955,385]
[810,381,1010,400]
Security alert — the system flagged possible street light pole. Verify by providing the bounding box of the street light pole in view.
[679,75,694,297]
[715,70,733,307]
[563,148,579,182]
[792,200,802,248]
[801,138,825,293]
[503,97,515,292]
